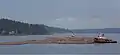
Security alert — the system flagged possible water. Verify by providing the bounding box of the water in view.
[0,33,120,54]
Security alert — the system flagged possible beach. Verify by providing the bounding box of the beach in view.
[0,36,117,45]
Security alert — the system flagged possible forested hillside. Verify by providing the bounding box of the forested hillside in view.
[0,18,69,35]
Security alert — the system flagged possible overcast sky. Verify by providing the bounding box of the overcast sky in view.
[0,0,120,29]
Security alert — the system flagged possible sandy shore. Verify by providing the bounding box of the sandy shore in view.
[0,37,117,45]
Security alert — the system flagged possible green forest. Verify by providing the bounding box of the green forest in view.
[0,18,69,35]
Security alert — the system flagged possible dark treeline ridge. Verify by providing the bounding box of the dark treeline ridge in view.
[0,18,69,35]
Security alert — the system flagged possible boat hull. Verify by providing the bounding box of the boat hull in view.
[93,38,117,43]
[94,41,117,43]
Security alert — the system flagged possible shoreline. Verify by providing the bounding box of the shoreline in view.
[0,37,117,45]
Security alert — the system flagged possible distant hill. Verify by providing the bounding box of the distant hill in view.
[72,28,120,33]
[0,18,69,35]
[1,18,119,35]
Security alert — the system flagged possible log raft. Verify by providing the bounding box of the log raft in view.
[0,37,117,45]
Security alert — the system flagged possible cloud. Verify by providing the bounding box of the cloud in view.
[55,17,76,22]
[48,17,77,28]
[1,16,12,19]
[55,18,63,21]
[45,17,120,29]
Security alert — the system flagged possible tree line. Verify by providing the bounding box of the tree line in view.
[0,18,69,35]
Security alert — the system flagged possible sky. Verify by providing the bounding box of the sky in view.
[0,0,120,29]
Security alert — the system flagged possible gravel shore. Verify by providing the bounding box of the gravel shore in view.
[0,37,117,45]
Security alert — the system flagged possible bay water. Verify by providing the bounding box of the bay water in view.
[0,33,119,54]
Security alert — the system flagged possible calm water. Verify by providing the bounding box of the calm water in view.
[0,33,120,54]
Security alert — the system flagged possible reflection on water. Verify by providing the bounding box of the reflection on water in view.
[0,33,119,54]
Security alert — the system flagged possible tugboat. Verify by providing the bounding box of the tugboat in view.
[93,33,117,43]
[94,38,117,43]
